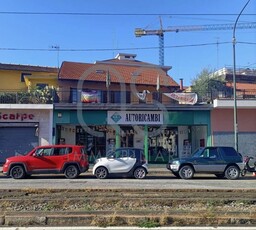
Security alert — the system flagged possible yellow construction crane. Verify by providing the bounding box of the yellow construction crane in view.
[135,21,256,66]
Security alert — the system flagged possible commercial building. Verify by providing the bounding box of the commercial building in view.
[53,54,212,163]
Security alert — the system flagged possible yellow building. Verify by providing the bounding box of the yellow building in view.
[0,63,58,91]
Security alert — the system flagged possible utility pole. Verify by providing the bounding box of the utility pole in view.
[232,0,251,151]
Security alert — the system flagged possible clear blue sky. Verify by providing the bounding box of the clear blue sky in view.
[0,0,255,86]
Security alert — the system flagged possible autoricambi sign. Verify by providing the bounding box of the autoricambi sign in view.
[107,111,163,125]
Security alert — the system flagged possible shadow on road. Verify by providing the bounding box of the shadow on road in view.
[0,172,255,180]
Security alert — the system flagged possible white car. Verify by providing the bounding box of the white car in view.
[92,148,148,179]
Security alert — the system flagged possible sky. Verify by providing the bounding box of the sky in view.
[0,0,255,86]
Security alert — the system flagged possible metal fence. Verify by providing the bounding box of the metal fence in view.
[0,89,256,105]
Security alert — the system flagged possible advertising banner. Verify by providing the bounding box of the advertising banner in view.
[163,93,198,105]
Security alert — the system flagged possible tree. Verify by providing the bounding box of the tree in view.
[190,68,227,102]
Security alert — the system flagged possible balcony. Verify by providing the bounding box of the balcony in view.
[0,88,256,105]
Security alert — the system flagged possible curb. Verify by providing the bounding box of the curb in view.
[1,212,256,227]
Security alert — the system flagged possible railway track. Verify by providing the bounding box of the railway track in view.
[0,189,256,227]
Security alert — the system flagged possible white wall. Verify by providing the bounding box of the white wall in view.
[0,105,53,146]
[61,125,76,144]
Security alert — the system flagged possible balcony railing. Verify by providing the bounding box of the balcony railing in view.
[0,89,256,105]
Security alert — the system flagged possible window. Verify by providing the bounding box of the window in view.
[120,149,129,157]
[128,149,136,158]
[36,83,48,90]
[110,91,130,103]
[58,147,72,155]
[220,147,239,157]
[21,73,31,82]
[111,91,121,103]
[201,148,218,158]
[152,92,162,102]
[36,148,53,156]
[209,148,218,159]
[70,88,81,103]
[200,149,209,158]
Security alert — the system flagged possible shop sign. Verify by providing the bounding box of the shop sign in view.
[108,111,163,125]
[0,112,34,121]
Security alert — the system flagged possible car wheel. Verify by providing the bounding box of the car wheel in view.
[225,165,240,180]
[10,165,26,179]
[215,173,225,179]
[95,167,108,179]
[64,165,79,179]
[179,165,194,179]
[134,167,147,179]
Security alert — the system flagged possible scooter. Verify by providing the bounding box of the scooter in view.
[241,156,256,177]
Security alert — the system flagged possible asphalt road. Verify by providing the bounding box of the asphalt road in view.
[2,227,256,230]
[0,170,256,190]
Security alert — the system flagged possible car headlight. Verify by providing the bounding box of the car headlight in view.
[171,160,180,165]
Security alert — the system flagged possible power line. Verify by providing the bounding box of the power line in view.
[0,41,255,53]
[238,41,256,45]
[0,41,232,52]
[0,11,255,16]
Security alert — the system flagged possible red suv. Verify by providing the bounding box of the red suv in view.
[2,145,89,179]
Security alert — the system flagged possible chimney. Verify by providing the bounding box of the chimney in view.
[179,78,184,91]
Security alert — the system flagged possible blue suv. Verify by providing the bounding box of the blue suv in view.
[166,146,244,180]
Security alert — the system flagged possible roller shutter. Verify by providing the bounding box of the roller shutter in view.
[0,123,38,163]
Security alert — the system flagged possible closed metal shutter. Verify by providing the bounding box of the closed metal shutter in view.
[0,123,39,163]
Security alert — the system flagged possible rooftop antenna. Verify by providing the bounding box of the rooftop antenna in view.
[51,45,60,68]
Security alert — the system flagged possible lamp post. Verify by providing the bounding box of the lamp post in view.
[232,0,251,151]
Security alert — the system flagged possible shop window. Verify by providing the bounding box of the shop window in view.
[119,127,134,147]
[76,126,106,162]
[148,127,178,163]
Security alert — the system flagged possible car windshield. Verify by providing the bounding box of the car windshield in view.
[192,147,204,157]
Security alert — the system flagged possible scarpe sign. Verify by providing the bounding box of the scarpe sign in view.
[0,112,34,121]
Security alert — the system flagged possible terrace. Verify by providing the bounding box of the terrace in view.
[0,87,255,105]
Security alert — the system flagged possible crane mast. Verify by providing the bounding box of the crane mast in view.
[135,22,256,66]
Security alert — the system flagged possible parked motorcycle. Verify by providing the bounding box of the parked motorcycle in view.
[241,156,256,176]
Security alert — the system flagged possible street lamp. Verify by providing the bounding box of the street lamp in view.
[232,0,251,151]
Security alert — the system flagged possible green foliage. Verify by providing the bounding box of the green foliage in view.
[0,86,58,104]
[190,68,227,102]
[0,92,17,103]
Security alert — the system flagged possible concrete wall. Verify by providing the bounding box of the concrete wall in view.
[211,106,256,156]
[0,104,53,146]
